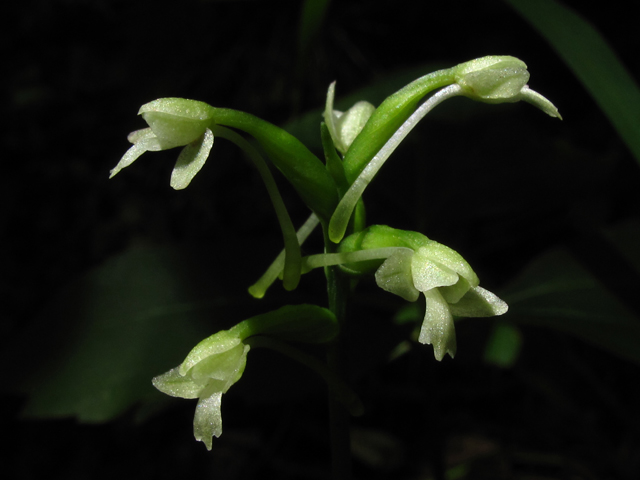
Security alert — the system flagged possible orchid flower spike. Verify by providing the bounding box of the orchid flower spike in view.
[336,225,508,360]
[152,305,338,450]
[110,98,216,189]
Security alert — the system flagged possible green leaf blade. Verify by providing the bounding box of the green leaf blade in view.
[504,0,640,166]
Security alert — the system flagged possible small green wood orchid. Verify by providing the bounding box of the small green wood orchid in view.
[112,55,560,461]
[298,225,508,360]
[153,304,339,449]
[153,334,249,450]
[344,226,507,360]
[110,98,216,189]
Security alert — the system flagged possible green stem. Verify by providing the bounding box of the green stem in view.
[244,335,362,416]
[324,228,353,480]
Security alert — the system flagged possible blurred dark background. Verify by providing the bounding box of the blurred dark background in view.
[3,1,640,479]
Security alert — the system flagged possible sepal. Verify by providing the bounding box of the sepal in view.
[324,81,375,154]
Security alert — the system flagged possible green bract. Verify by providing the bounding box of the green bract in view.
[341,67,456,184]
[152,305,338,450]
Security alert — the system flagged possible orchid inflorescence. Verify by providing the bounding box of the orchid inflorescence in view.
[112,56,560,449]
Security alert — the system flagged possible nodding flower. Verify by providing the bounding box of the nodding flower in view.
[152,305,339,450]
[110,98,216,189]
[340,225,508,360]
[298,225,508,360]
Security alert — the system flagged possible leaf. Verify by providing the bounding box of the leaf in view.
[297,0,331,56]
[7,245,265,422]
[500,242,640,365]
[483,322,522,368]
[503,0,640,166]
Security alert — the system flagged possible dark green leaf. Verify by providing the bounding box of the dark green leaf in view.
[9,245,264,422]
[504,0,640,166]
[500,242,640,365]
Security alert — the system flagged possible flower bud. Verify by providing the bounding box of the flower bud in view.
[454,55,530,103]
[152,304,338,450]
[324,82,375,154]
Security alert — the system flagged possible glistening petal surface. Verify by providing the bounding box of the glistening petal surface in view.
[170,128,215,190]
[374,249,420,302]
[448,286,509,317]
[193,392,223,450]
[152,366,202,399]
[419,289,457,360]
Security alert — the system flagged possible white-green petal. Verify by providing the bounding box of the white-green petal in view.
[418,242,479,287]
[375,249,420,301]
[189,343,249,389]
[439,276,472,304]
[193,392,223,450]
[152,366,203,399]
[140,98,215,149]
[411,248,459,292]
[126,127,155,144]
[518,86,562,119]
[334,101,375,154]
[323,82,343,152]
[448,286,508,318]
[419,289,456,361]
[170,128,214,190]
[454,56,530,103]
[180,330,242,376]
[109,135,162,178]
[323,81,375,155]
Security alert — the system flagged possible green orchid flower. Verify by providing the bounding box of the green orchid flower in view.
[342,225,508,360]
[153,332,249,450]
[110,98,216,189]
[298,225,507,360]
[152,304,339,450]
[372,242,507,360]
